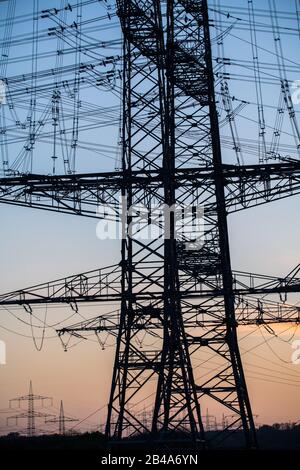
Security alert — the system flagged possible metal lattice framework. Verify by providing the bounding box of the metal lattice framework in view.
[7,381,53,437]
[1,0,300,449]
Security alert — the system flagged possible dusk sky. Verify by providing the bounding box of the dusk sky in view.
[0,0,299,435]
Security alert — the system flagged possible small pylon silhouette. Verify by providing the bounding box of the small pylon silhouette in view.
[7,380,53,436]
[46,400,78,435]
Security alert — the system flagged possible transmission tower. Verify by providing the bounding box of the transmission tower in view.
[46,400,78,435]
[7,381,53,436]
[205,409,215,433]
[104,0,255,446]
[0,0,300,450]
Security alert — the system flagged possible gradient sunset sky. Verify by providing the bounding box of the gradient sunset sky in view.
[0,0,299,434]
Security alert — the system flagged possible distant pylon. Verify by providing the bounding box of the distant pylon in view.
[59,401,66,435]
[7,380,53,436]
[205,408,215,432]
[46,400,78,435]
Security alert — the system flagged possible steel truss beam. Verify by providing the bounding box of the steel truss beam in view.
[1,161,300,218]
[0,263,300,306]
[57,299,300,338]
[1,262,299,443]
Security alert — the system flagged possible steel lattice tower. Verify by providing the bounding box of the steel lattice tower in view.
[105,0,257,447]
[7,381,53,437]
[46,400,78,435]
[2,0,300,450]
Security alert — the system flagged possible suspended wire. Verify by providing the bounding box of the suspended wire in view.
[268,0,300,156]
[247,0,267,164]
[125,326,300,420]
[0,0,122,177]
[258,323,300,364]
[216,0,244,165]
[0,0,16,175]
[0,322,57,339]
[30,304,48,351]
[296,0,300,40]
[247,347,300,374]
[3,0,298,177]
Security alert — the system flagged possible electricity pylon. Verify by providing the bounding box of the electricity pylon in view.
[7,381,53,436]
[46,400,78,435]
[105,0,255,446]
[1,0,300,449]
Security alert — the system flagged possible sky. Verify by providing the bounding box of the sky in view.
[0,0,299,435]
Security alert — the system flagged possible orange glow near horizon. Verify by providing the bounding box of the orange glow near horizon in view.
[0,322,299,435]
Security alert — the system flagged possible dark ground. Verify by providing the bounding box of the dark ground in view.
[0,426,299,467]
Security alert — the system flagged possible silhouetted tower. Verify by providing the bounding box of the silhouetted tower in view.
[105,0,257,447]
[222,413,227,431]
[46,400,78,435]
[214,417,218,432]
[205,409,215,432]
[1,0,300,450]
[8,381,53,436]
